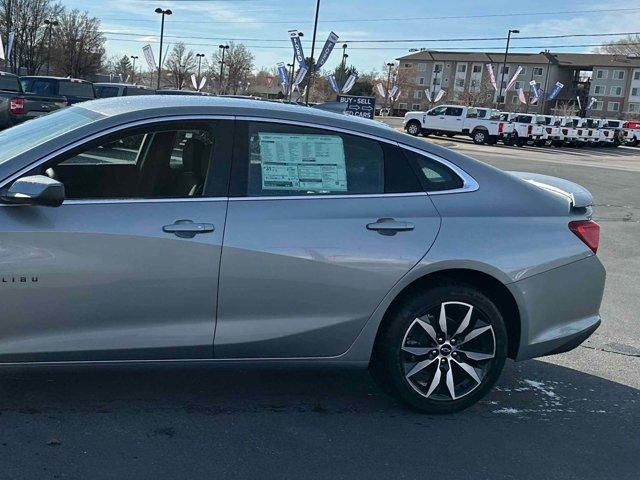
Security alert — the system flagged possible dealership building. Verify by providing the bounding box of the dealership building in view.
[396,50,640,117]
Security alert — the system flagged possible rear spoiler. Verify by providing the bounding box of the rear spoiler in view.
[507,171,593,208]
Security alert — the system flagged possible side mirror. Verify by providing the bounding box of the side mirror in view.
[1,175,65,207]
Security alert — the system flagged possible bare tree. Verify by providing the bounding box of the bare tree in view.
[595,34,640,57]
[165,42,196,89]
[209,42,254,94]
[51,8,105,78]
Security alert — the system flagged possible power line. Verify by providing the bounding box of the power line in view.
[99,7,640,24]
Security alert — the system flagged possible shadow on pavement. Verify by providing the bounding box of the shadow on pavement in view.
[0,358,638,479]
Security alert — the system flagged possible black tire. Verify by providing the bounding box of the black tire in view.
[472,129,488,145]
[406,120,421,136]
[552,140,564,148]
[486,135,498,146]
[503,136,515,146]
[370,283,507,414]
[445,133,456,138]
[515,136,526,147]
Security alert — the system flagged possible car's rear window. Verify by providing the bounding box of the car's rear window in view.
[95,86,120,98]
[403,150,464,192]
[125,87,154,96]
[0,73,21,93]
[59,81,95,98]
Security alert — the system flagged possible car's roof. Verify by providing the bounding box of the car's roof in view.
[94,83,151,88]
[21,76,91,82]
[0,71,18,78]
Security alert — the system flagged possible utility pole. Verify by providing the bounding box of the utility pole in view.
[155,8,172,90]
[196,53,205,89]
[541,50,552,114]
[288,31,303,102]
[130,55,138,83]
[218,44,229,94]
[498,29,519,107]
[304,0,321,104]
[44,19,59,76]
[339,43,349,91]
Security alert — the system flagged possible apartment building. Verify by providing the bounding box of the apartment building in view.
[397,50,640,117]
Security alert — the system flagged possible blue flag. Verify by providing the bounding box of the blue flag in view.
[289,30,307,70]
[547,82,564,101]
[315,32,339,72]
[277,62,290,92]
[327,74,339,94]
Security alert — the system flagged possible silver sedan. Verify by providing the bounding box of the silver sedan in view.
[0,97,605,413]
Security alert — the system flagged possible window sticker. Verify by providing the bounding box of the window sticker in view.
[257,133,347,192]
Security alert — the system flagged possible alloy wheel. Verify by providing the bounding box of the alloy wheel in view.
[400,301,496,401]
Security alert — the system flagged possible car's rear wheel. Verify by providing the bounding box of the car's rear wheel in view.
[406,120,421,136]
[472,129,487,145]
[371,284,507,413]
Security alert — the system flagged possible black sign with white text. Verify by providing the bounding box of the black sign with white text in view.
[337,95,376,120]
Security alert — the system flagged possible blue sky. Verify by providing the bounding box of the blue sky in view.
[65,0,640,73]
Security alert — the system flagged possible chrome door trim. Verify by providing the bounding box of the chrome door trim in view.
[0,114,235,190]
[234,116,479,196]
[228,192,428,202]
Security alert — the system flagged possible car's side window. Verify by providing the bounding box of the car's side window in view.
[402,150,464,192]
[429,106,447,116]
[28,122,219,200]
[446,107,463,116]
[242,122,422,197]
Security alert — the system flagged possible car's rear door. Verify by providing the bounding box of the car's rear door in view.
[214,120,441,358]
[0,118,233,361]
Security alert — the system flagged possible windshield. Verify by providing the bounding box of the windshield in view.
[59,81,95,98]
[0,74,21,93]
[0,107,104,166]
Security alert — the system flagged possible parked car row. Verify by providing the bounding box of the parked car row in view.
[403,105,640,148]
[0,72,211,129]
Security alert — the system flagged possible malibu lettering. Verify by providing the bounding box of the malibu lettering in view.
[1,276,38,283]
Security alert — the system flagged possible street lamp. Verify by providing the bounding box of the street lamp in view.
[196,53,205,89]
[385,62,394,109]
[130,55,138,83]
[288,31,303,102]
[155,7,172,90]
[339,43,348,90]
[498,29,519,106]
[43,19,59,75]
[218,44,230,94]
[304,0,321,104]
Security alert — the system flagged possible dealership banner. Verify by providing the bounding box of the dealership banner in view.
[486,64,498,91]
[292,66,308,87]
[315,32,339,72]
[434,89,446,102]
[0,35,4,60]
[587,97,597,110]
[388,84,399,99]
[529,80,541,104]
[289,30,307,70]
[277,62,290,92]
[393,88,402,101]
[505,65,523,91]
[6,32,14,60]
[547,81,564,100]
[142,44,157,70]
[375,83,385,98]
[576,95,582,111]
[327,74,339,93]
[518,87,527,104]
[424,89,432,102]
[342,73,357,94]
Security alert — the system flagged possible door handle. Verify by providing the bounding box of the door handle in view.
[163,219,214,238]
[367,218,415,236]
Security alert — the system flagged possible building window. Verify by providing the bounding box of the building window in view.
[403,63,412,68]
[593,101,603,111]
[414,90,423,99]
[455,78,465,88]
[634,71,640,80]
[595,69,608,79]
[418,63,427,72]
[398,103,408,110]
[632,87,639,96]
[418,77,425,85]
[514,81,523,90]
[520,67,526,76]
[629,103,639,112]
[613,70,625,80]
[412,103,421,110]
[457,64,467,73]
[472,65,482,73]
[511,96,519,104]
[533,67,543,76]
[433,64,443,74]
[501,66,510,75]
[610,86,623,96]
[608,101,620,112]
[593,85,605,95]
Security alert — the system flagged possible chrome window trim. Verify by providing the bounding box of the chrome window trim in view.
[0,197,229,208]
[0,114,235,191]
[229,192,428,202]
[235,115,479,198]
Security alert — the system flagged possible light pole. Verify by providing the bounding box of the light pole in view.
[196,53,205,89]
[44,19,58,75]
[385,62,394,109]
[541,49,552,114]
[155,7,172,90]
[130,55,138,83]
[304,0,321,104]
[339,43,348,90]
[288,31,303,102]
[498,29,519,106]
[218,44,229,94]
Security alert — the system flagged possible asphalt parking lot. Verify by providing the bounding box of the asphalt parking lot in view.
[1,127,638,479]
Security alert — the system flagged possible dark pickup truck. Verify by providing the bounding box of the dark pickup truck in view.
[0,71,67,129]
[20,76,95,105]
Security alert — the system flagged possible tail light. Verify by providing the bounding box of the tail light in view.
[9,97,25,114]
[603,130,609,137]
[577,129,582,135]
[569,220,600,254]
[545,127,552,134]
[562,128,568,135]
[527,124,533,135]
[498,122,504,134]
[588,130,593,136]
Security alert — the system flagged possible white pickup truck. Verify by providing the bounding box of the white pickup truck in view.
[535,115,563,147]
[501,113,545,147]
[623,121,640,146]
[584,118,618,147]
[557,117,588,147]
[403,105,507,145]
